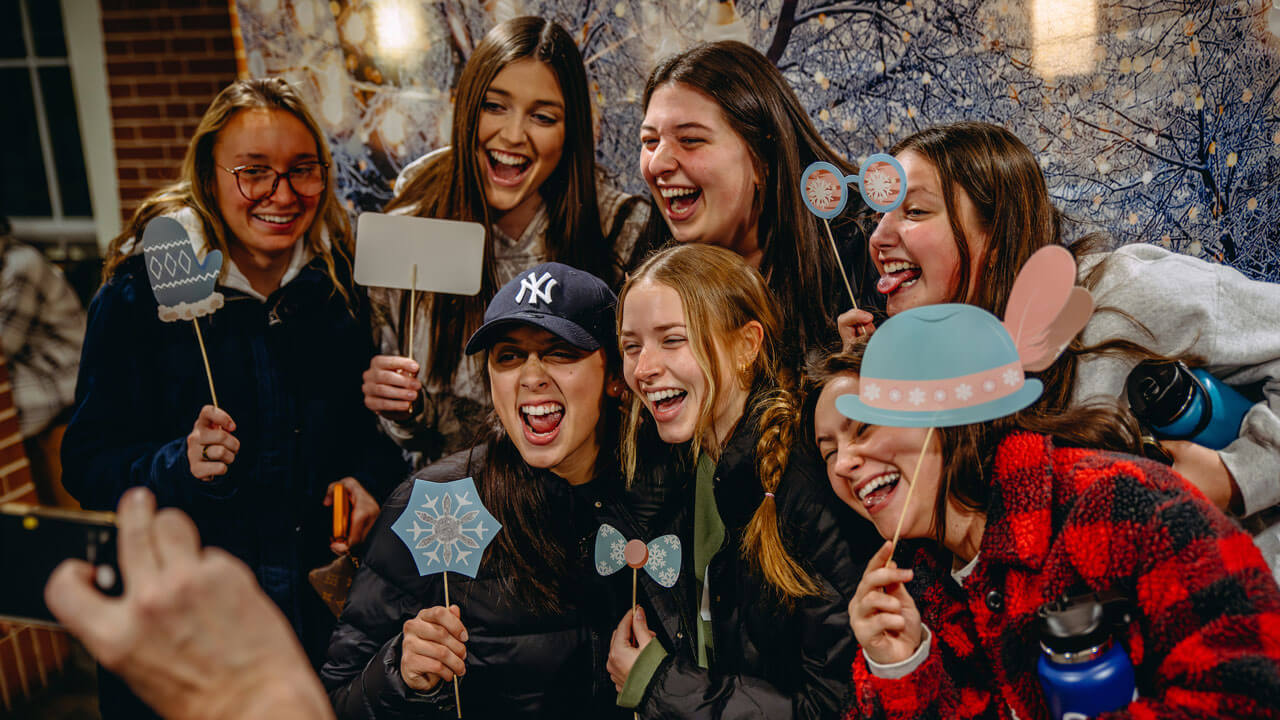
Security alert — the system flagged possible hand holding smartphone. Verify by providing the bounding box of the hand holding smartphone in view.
[1,503,121,625]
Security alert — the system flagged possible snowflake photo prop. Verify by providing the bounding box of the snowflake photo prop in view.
[391,477,501,579]
[390,476,499,719]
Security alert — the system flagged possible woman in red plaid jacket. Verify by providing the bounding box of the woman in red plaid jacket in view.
[810,349,1280,720]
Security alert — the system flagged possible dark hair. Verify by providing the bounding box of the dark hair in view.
[619,243,818,599]
[809,343,1144,543]
[891,122,1182,414]
[638,41,872,366]
[386,16,611,388]
[104,78,355,306]
[473,332,621,614]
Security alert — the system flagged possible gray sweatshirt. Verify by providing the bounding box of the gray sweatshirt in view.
[1075,244,1280,580]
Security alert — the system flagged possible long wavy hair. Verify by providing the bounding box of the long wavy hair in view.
[103,77,354,306]
[619,243,819,599]
[891,122,1181,413]
[636,41,874,367]
[808,344,1144,544]
[385,16,610,388]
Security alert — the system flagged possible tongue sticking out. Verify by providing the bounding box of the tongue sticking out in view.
[526,410,562,435]
[876,268,921,295]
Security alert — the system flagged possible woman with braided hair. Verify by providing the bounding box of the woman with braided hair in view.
[606,243,879,718]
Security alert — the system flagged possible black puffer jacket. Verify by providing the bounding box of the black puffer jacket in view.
[609,400,882,719]
[321,445,628,719]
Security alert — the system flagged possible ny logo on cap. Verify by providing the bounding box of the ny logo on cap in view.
[514,271,558,305]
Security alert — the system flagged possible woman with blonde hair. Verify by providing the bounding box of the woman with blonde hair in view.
[606,243,878,718]
[360,16,648,466]
[62,77,405,719]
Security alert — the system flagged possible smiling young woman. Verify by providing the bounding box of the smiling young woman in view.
[361,17,649,468]
[62,77,406,720]
[325,262,631,719]
[606,243,879,719]
[634,41,881,368]
[841,121,1280,578]
[808,346,1280,719]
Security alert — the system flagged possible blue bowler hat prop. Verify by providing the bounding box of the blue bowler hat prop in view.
[837,246,1094,428]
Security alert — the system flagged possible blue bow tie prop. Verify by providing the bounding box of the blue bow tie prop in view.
[141,217,224,322]
[391,476,501,578]
[595,523,682,588]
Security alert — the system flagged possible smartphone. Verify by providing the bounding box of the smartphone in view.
[332,483,349,545]
[0,503,121,627]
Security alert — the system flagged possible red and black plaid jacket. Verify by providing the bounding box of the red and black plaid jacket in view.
[847,432,1280,720]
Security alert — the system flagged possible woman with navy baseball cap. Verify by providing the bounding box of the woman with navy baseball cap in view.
[812,286,1280,718]
[325,262,631,719]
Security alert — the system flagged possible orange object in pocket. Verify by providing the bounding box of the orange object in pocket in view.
[332,483,349,543]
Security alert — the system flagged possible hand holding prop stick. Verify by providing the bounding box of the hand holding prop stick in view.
[392,477,502,718]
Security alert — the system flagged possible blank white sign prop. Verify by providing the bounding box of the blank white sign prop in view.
[354,213,485,296]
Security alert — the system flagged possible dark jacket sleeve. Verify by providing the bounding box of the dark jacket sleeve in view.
[61,270,235,511]
[640,452,869,719]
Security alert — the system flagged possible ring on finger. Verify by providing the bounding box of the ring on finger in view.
[201,445,212,462]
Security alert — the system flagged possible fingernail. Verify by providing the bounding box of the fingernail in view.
[461,631,468,642]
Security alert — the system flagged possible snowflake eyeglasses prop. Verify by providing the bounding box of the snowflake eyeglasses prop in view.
[799,154,906,313]
[833,246,1093,563]
[595,523,682,611]
[391,476,502,718]
[802,153,907,218]
[141,216,225,407]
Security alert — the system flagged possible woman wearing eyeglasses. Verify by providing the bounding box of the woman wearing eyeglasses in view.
[61,78,406,720]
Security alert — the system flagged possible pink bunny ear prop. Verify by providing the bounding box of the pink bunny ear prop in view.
[1002,246,1094,371]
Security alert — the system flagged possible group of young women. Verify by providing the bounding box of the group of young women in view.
[60,14,1280,720]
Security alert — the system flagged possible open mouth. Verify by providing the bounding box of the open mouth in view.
[645,387,688,421]
[520,401,563,443]
[855,471,901,512]
[876,260,922,295]
[659,186,701,220]
[487,149,532,186]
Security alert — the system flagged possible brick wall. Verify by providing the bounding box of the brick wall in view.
[101,0,239,226]
[0,351,73,712]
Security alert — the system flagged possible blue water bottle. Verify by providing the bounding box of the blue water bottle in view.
[1037,593,1137,720]
[1126,361,1253,451]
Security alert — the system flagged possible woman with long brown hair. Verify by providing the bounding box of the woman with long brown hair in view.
[606,243,878,718]
[636,40,879,367]
[360,16,647,466]
[841,121,1280,578]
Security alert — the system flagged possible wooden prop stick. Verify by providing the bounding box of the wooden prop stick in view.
[823,218,858,311]
[191,319,219,408]
[444,570,461,718]
[407,264,418,365]
[886,426,935,566]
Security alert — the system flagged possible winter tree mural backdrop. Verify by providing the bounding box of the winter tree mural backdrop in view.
[234,0,1280,280]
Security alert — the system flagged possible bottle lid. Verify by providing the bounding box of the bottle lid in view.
[1038,594,1109,654]
[1126,361,1197,427]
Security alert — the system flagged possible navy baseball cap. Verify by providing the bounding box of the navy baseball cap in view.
[464,262,617,355]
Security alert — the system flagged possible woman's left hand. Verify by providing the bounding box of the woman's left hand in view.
[607,607,655,691]
[324,477,379,554]
[1163,440,1242,513]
